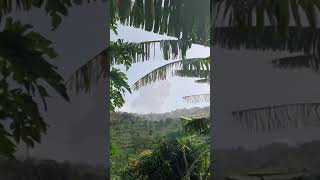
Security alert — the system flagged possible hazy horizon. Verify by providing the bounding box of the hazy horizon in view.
[115,105,210,115]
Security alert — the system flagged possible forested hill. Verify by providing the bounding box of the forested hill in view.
[112,106,210,122]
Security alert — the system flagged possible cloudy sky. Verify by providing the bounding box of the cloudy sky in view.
[111,25,210,114]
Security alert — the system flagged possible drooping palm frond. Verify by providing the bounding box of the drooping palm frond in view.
[112,0,210,46]
[132,57,210,90]
[68,49,108,93]
[175,70,210,79]
[232,103,320,132]
[68,39,194,93]
[271,54,320,72]
[175,69,210,84]
[175,60,211,85]
[214,26,320,55]
[182,94,210,104]
[112,39,193,64]
[214,0,320,33]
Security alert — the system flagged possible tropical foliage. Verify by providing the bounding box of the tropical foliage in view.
[0,17,70,158]
[0,0,106,30]
[121,131,210,180]
[0,0,105,158]
[69,0,211,107]
[111,0,210,45]
[110,112,182,179]
[104,1,212,179]
[67,0,320,179]
[110,110,210,180]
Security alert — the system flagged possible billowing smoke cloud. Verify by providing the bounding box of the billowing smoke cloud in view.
[128,81,172,114]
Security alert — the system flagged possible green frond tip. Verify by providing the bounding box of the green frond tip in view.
[175,70,210,79]
[232,103,320,132]
[132,57,210,91]
[180,116,210,135]
[68,39,198,93]
[115,39,194,62]
[125,39,193,62]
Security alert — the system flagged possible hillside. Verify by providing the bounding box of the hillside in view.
[112,106,210,122]
[111,106,210,156]
[111,107,210,179]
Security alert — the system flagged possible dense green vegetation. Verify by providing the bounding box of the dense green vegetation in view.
[110,109,210,180]
[111,112,181,153]
[110,112,181,179]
